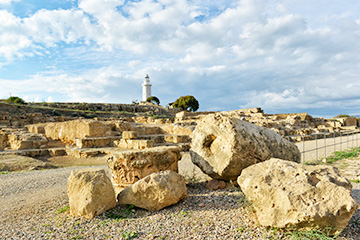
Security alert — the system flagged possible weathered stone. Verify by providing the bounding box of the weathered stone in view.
[115,139,154,150]
[160,124,193,136]
[164,134,191,144]
[0,134,4,150]
[122,131,138,140]
[343,117,358,127]
[175,111,187,121]
[26,123,46,134]
[8,132,48,150]
[205,179,227,191]
[190,113,300,181]
[45,119,112,143]
[75,136,122,148]
[48,148,67,157]
[67,168,116,219]
[237,159,359,234]
[118,170,187,211]
[107,146,181,193]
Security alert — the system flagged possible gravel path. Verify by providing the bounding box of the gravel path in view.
[1,158,360,239]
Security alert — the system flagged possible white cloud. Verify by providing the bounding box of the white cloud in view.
[1,0,360,116]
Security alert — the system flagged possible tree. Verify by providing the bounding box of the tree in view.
[146,96,160,105]
[6,96,26,105]
[173,95,199,112]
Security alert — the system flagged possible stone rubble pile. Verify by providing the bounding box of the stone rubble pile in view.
[175,108,360,141]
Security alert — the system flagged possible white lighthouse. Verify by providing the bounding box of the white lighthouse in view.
[142,74,152,102]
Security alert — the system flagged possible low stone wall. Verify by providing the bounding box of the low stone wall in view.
[34,102,178,116]
[75,136,122,148]
[268,112,311,121]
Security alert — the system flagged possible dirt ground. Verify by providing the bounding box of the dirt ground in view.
[0,154,108,172]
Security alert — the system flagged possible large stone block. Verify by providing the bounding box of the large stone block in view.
[107,146,181,193]
[237,159,359,234]
[122,131,138,140]
[45,119,111,144]
[26,123,46,134]
[75,136,122,148]
[118,170,187,211]
[115,139,154,150]
[344,117,358,126]
[67,168,116,219]
[8,132,48,150]
[190,113,300,181]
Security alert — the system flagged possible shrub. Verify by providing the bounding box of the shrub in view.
[6,96,26,105]
[146,96,160,105]
[334,114,351,118]
[173,95,199,112]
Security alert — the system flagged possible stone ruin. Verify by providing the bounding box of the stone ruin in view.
[0,103,359,233]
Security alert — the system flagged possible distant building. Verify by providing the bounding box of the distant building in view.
[142,74,152,102]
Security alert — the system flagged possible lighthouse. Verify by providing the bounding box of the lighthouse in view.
[142,74,152,102]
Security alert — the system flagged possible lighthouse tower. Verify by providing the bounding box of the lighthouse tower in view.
[142,74,152,102]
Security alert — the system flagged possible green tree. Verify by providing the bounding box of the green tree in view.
[146,96,160,105]
[6,96,26,105]
[173,95,199,112]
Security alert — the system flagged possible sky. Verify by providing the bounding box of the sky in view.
[0,0,359,118]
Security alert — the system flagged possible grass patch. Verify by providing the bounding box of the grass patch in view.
[325,147,360,164]
[350,179,360,183]
[57,205,70,214]
[286,228,339,240]
[105,204,135,220]
[0,171,10,174]
[119,230,139,240]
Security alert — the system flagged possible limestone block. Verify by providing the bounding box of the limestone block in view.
[164,135,191,144]
[344,117,358,126]
[67,168,116,219]
[154,119,166,124]
[26,123,46,134]
[9,132,48,150]
[175,111,187,121]
[190,113,300,181]
[118,170,187,211]
[116,139,154,150]
[160,124,193,136]
[107,146,181,193]
[237,159,359,234]
[75,136,122,148]
[139,139,154,149]
[0,134,4,150]
[48,148,66,157]
[122,131,138,140]
[44,119,111,143]
[205,179,227,191]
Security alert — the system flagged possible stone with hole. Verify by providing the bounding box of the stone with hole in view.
[190,113,300,181]
[237,158,359,234]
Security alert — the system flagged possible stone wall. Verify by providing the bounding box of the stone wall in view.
[33,102,179,116]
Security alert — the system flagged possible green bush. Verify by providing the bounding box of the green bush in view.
[334,114,351,118]
[173,95,199,112]
[146,96,160,105]
[6,96,26,105]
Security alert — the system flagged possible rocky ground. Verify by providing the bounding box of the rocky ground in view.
[0,155,360,239]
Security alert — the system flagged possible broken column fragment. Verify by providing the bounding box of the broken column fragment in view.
[190,113,300,181]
